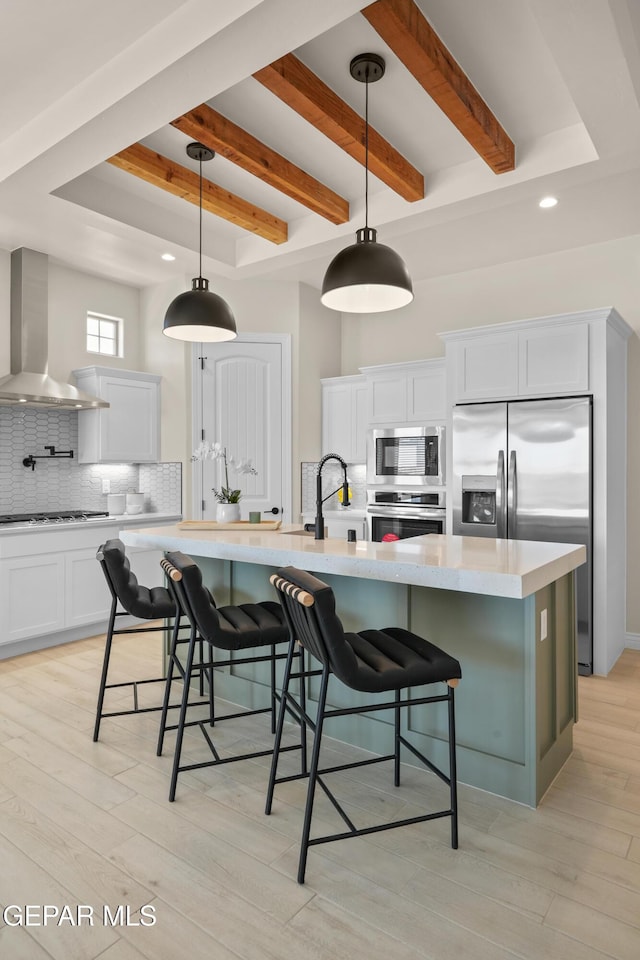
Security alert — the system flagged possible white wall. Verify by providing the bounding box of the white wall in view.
[140,277,191,468]
[0,249,9,376]
[48,263,141,380]
[341,235,640,371]
[0,253,141,382]
[297,282,342,464]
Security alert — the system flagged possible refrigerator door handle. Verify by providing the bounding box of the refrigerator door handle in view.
[507,450,517,538]
[496,449,506,537]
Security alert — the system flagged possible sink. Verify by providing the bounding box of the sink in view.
[284,528,316,537]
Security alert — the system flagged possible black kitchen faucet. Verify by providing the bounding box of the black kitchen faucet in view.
[314,453,350,540]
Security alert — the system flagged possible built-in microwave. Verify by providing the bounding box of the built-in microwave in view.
[367,426,445,487]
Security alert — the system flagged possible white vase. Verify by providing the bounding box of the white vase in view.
[216,502,241,523]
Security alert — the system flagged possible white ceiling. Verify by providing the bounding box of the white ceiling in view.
[1,0,640,292]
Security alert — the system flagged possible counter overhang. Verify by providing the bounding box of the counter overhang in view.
[120,525,585,599]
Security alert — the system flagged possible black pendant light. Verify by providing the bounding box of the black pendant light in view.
[321,54,413,314]
[163,142,237,342]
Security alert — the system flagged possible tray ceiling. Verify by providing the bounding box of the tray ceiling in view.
[1,0,640,290]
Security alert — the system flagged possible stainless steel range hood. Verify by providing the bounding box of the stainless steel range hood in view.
[0,248,109,409]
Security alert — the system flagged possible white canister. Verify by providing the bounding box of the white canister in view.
[107,493,126,516]
[125,492,145,515]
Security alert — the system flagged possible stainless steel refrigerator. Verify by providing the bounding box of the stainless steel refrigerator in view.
[452,397,592,674]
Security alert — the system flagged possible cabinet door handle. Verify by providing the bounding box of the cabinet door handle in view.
[264,507,280,515]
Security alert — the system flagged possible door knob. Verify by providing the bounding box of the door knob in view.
[264,507,280,515]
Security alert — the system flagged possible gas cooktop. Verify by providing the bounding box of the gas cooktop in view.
[0,510,109,525]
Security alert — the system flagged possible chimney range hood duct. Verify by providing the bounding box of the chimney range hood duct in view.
[0,248,108,409]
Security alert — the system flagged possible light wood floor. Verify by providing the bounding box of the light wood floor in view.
[1,633,640,960]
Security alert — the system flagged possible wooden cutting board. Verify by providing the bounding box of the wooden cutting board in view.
[177,519,282,531]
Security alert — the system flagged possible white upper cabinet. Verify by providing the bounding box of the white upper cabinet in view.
[321,375,367,463]
[406,361,447,422]
[73,366,161,463]
[361,359,446,425]
[367,371,407,424]
[443,317,589,403]
[453,332,519,401]
[518,323,589,396]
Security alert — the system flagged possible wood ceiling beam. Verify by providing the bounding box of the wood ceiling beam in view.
[362,0,515,174]
[107,143,288,244]
[253,53,424,202]
[171,105,349,224]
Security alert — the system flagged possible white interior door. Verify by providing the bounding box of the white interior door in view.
[194,336,290,521]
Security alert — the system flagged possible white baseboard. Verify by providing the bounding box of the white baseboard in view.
[625,632,640,651]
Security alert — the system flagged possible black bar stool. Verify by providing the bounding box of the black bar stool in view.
[266,566,462,884]
[158,551,302,801]
[93,538,191,741]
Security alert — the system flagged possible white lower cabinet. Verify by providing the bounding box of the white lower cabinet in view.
[1,554,66,643]
[125,546,165,591]
[65,548,113,628]
[0,519,175,648]
[302,513,367,541]
[326,516,366,540]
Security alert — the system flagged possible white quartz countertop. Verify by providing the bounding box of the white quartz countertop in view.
[0,513,182,536]
[120,523,586,599]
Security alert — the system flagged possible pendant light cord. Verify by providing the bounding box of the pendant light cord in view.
[198,155,203,280]
[364,64,369,230]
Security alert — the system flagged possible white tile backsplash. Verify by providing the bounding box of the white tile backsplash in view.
[0,406,181,516]
[139,462,182,514]
[301,461,366,514]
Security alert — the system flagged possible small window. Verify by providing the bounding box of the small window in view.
[87,312,123,357]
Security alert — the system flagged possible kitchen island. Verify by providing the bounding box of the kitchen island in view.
[121,524,586,807]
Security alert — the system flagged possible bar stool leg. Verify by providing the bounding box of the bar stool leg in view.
[207,643,215,727]
[265,635,297,815]
[270,643,277,734]
[298,646,308,775]
[394,688,401,787]
[297,665,330,885]
[156,609,182,756]
[448,684,459,849]
[93,598,118,742]
[168,625,198,802]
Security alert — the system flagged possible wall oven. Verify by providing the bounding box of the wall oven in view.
[367,426,445,487]
[367,489,446,542]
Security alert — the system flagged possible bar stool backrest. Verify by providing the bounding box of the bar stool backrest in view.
[97,538,154,618]
[164,551,220,640]
[271,566,362,686]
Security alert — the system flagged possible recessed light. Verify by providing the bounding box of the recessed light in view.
[539,196,558,209]
[161,253,176,261]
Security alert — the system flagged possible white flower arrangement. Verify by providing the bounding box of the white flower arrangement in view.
[191,441,258,503]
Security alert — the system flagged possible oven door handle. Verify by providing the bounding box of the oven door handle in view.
[367,506,446,520]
